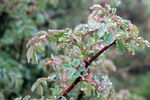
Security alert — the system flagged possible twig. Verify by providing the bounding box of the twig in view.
[60,40,116,98]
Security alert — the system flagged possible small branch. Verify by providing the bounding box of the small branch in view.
[82,29,99,42]
[61,40,116,98]
[87,40,116,68]
[61,77,82,97]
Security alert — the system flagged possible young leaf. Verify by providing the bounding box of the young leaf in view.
[73,59,80,67]
[67,69,76,78]
[116,38,125,54]
[62,64,71,70]
[98,28,106,37]
[104,32,115,45]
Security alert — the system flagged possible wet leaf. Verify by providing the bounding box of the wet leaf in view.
[104,32,115,45]
[98,28,106,37]
[62,64,71,70]
[116,38,125,54]
[73,72,80,78]
[79,66,85,71]
[73,59,80,67]
[67,69,76,78]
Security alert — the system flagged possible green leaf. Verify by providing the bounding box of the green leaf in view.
[55,32,65,37]
[23,95,30,100]
[31,81,40,92]
[27,46,34,63]
[32,50,38,64]
[83,71,88,76]
[96,93,103,100]
[67,69,76,78]
[79,66,85,71]
[94,33,99,41]
[61,96,67,100]
[41,81,47,88]
[37,84,43,96]
[73,59,80,67]
[116,33,127,38]
[104,32,115,45]
[81,82,87,88]
[62,64,71,70]
[115,30,127,38]
[59,38,68,42]
[53,96,57,100]
[54,85,62,94]
[87,84,92,96]
[112,8,117,15]
[98,28,106,37]
[35,45,45,52]
[70,97,75,100]
[49,37,57,42]
[116,38,125,54]
[73,72,80,78]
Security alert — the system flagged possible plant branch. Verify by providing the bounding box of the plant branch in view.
[61,40,116,98]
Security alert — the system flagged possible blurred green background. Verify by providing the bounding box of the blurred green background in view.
[0,0,150,100]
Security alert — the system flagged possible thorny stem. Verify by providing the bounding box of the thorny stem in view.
[61,40,116,98]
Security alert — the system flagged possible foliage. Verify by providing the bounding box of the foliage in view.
[25,2,150,100]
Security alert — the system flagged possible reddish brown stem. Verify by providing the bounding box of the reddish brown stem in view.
[82,29,99,42]
[61,40,116,98]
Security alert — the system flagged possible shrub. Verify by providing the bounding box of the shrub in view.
[23,1,150,100]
